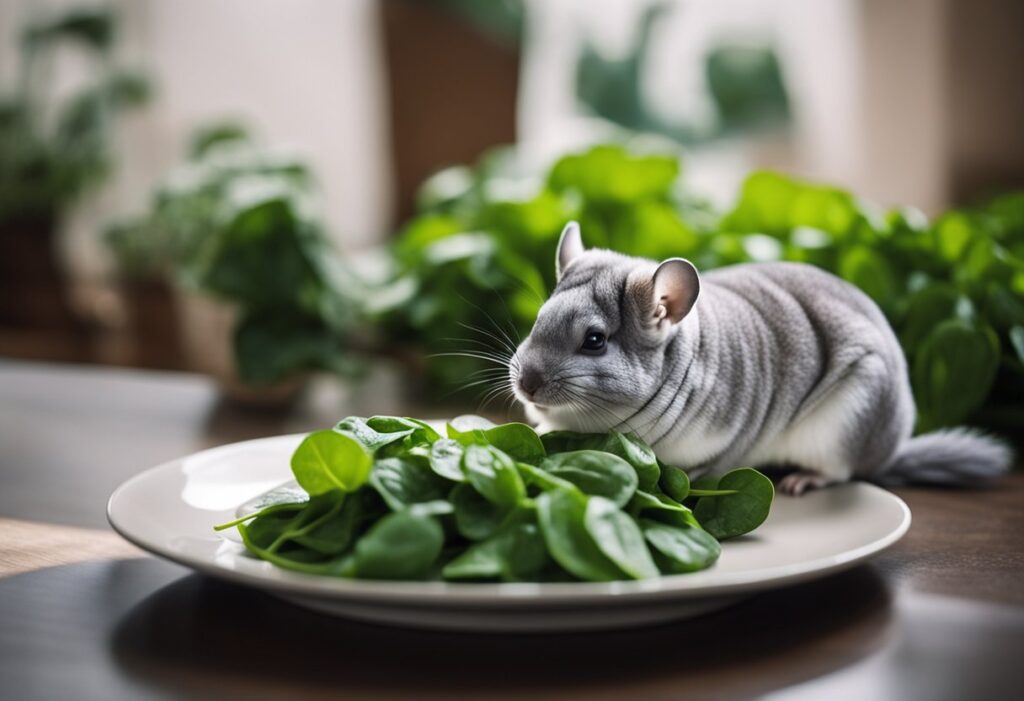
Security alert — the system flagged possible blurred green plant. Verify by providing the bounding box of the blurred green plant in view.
[106,124,357,385]
[380,143,1024,433]
[0,6,149,225]
[575,3,789,144]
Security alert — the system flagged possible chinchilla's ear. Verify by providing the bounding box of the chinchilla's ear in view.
[556,221,584,279]
[653,258,700,324]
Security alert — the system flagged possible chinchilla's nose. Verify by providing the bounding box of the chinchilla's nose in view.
[518,366,544,397]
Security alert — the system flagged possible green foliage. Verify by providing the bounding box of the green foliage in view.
[218,416,774,581]
[383,143,1024,432]
[107,125,357,385]
[691,468,774,540]
[291,430,372,495]
[539,450,638,508]
[0,7,149,224]
[573,5,789,142]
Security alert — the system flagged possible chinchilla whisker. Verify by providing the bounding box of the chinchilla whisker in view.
[455,321,519,357]
[464,366,513,379]
[452,292,524,355]
[479,385,515,413]
[428,351,511,366]
[441,335,515,359]
[561,383,643,435]
[502,274,546,307]
[488,288,529,345]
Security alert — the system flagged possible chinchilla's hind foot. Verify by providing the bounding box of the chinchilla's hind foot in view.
[778,470,833,496]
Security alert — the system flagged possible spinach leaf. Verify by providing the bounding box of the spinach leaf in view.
[480,423,546,464]
[365,416,441,457]
[335,416,414,453]
[292,494,363,555]
[602,432,661,491]
[540,450,638,508]
[428,438,466,482]
[442,523,548,581]
[448,415,496,434]
[351,510,444,580]
[369,457,447,511]
[241,492,346,555]
[584,496,659,579]
[692,468,774,540]
[450,482,509,541]
[629,490,703,530]
[516,461,578,492]
[462,444,526,508]
[641,519,721,573]
[542,431,659,490]
[658,464,690,502]
[238,522,351,576]
[535,489,625,582]
[290,430,372,495]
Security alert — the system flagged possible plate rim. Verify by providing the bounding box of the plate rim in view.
[107,433,912,607]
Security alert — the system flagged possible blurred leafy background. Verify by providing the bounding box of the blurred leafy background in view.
[1,0,1022,438]
[377,144,1024,432]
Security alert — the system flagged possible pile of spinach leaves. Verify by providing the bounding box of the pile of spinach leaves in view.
[376,144,1024,433]
[216,416,773,581]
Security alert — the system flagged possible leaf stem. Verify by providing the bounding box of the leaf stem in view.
[688,488,739,497]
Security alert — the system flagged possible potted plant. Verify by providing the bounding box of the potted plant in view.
[0,6,148,351]
[108,124,358,405]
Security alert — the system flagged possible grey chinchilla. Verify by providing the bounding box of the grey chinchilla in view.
[510,222,1012,494]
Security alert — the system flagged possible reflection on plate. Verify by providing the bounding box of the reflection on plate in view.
[108,434,911,632]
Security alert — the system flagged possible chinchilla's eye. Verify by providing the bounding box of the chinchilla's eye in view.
[580,331,607,354]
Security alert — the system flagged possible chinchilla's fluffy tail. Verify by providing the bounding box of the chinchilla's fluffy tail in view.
[880,428,1014,486]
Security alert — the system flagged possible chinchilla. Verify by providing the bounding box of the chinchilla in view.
[510,222,1012,494]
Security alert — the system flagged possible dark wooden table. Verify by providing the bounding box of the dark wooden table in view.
[1,358,1022,701]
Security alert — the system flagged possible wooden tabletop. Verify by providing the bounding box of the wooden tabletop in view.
[1,358,1022,700]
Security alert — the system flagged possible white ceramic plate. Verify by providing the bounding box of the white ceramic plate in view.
[108,434,911,632]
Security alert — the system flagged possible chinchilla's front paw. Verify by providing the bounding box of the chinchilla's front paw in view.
[778,470,832,496]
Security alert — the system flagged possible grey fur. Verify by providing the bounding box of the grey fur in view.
[511,241,1013,488]
[880,428,1013,486]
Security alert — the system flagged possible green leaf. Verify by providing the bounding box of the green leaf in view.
[540,450,638,508]
[658,464,690,502]
[351,510,444,580]
[291,493,365,555]
[542,431,660,490]
[448,414,497,434]
[912,319,1001,430]
[479,423,546,464]
[335,416,414,453]
[898,283,961,350]
[442,523,547,581]
[368,457,447,511]
[462,444,526,508]
[428,438,466,481]
[584,496,659,579]
[934,212,976,262]
[290,430,372,495]
[515,461,579,492]
[535,489,625,582]
[450,483,509,541]
[692,468,774,540]
[641,519,721,573]
[837,245,899,310]
[366,416,440,444]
